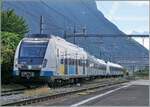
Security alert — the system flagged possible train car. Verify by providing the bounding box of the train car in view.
[13,34,124,85]
[86,55,107,77]
[106,62,124,77]
[13,34,88,83]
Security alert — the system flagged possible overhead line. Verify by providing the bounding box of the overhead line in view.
[65,33,149,37]
[40,0,75,24]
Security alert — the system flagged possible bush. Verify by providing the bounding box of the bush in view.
[1,32,21,83]
[134,67,149,77]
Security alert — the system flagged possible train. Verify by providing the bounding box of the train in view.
[13,34,125,86]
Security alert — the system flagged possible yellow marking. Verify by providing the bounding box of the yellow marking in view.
[86,90,95,93]
[77,90,95,96]
[24,87,51,96]
[59,64,65,75]
[77,92,88,95]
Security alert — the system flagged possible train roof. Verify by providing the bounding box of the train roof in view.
[52,35,87,53]
[107,61,123,69]
[97,59,107,65]
[26,34,51,38]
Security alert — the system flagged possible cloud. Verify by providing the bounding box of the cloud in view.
[108,1,120,20]
[112,16,148,21]
[109,1,119,16]
[125,1,149,7]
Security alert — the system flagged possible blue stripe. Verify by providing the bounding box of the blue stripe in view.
[69,65,76,75]
[41,71,53,76]
[13,70,16,76]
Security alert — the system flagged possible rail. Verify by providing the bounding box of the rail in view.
[2,80,129,106]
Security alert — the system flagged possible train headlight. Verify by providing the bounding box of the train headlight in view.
[15,64,18,67]
[15,64,21,68]
[38,65,42,68]
[42,59,47,68]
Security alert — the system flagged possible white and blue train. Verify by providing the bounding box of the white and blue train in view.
[13,34,124,85]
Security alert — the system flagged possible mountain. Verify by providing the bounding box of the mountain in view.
[2,0,149,70]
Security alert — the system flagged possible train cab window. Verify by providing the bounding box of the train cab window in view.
[19,41,48,58]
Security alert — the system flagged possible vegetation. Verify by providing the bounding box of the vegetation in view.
[1,9,29,83]
[134,67,149,78]
[1,9,29,37]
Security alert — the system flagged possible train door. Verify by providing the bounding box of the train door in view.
[83,61,85,75]
[75,53,78,75]
[59,51,65,75]
[64,51,68,75]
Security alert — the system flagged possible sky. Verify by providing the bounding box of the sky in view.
[96,1,149,50]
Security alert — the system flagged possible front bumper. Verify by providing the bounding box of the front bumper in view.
[13,76,50,83]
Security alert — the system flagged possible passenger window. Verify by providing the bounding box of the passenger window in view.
[69,58,71,65]
[65,58,67,64]
[72,59,75,65]
[61,59,64,64]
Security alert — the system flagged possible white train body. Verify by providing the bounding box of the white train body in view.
[13,34,124,82]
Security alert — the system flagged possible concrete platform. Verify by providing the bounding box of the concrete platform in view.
[31,80,150,106]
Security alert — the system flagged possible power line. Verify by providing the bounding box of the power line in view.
[65,33,149,37]
[40,0,75,25]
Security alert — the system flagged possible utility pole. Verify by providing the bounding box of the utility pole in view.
[142,37,144,46]
[82,25,86,35]
[73,24,76,44]
[63,30,67,39]
[40,16,44,34]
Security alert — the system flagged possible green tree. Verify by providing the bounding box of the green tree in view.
[1,32,21,83]
[1,9,29,37]
[1,9,29,83]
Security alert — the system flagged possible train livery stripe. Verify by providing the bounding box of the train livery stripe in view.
[59,64,65,75]
[69,65,76,75]
[40,71,54,76]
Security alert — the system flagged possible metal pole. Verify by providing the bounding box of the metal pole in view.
[73,24,76,44]
[40,16,43,34]
[63,30,67,39]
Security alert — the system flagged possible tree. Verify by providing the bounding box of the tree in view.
[1,9,29,83]
[1,32,21,83]
[1,9,29,37]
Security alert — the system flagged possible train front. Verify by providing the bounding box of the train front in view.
[13,35,50,83]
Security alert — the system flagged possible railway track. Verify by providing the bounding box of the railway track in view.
[1,90,25,96]
[1,85,45,96]
[1,78,111,97]
[2,79,129,106]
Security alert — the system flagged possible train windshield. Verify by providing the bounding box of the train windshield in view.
[19,41,48,58]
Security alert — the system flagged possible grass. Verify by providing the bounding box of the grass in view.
[24,86,53,96]
[2,83,26,92]
[133,69,149,80]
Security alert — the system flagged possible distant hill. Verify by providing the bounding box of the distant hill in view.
[3,0,149,70]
